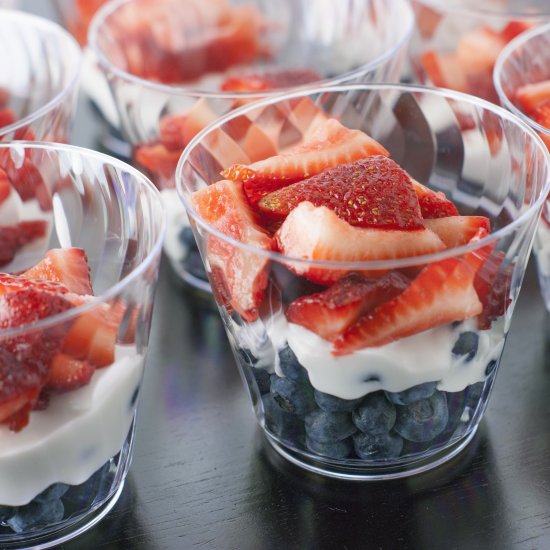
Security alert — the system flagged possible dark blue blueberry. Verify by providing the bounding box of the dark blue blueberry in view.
[352,392,396,435]
[251,367,271,394]
[0,505,14,523]
[178,226,198,250]
[305,410,357,443]
[314,390,363,413]
[7,499,64,533]
[36,483,70,503]
[452,332,479,362]
[278,346,308,383]
[262,394,305,446]
[465,382,485,410]
[353,431,403,460]
[238,348,258,367]
[385,382,437,406]
[306,435,353,459]
[394,391,449,442]
[485,360,497,376]
[270,375,316,418]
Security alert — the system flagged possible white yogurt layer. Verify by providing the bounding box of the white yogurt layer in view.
[0,347,144,507]
[231,312,505,401]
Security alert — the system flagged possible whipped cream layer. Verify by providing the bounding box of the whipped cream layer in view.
[0,347,143,507]
[231,312,505,401]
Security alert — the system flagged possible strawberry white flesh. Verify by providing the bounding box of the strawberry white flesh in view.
[424,216,490,248]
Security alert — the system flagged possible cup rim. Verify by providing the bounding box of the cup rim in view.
[411,0,550,19]
[0,141,166,338]
[0,10,82,139]
[176,82,550,270]
[88,0,414,98]
[494,21,550,137]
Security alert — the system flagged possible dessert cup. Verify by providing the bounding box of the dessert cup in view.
[409,0,550,103]
[0,10,81,144]
[88,0,414,293]
[0,142,165,547]
[494,23,550,312]
[54,0,107,46]
[176,84,550,480]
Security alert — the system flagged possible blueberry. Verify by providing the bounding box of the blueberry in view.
[394,391,449,442]
[385,382,437,406]
[278,346,308,383]
[36,483,70,503]
[352,392,396,435]
[0,505,14,523]
[178,226,198,250]
[262,393,305,446]
[251,367,271,394]
[465,382,485,410]
[305,410,357,443]
[7,499,64,533]
[314,390,363,412]
[452,331,479,362]
[270,376,316,417]
[306,435,353,459]
[353,431,403,460]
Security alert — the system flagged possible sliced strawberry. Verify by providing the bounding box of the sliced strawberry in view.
[0,107,15,129]
[222,118,389,205]
[275,202,446,285]
[286,272,410,341]
[420,51,468,92]
[191,179,274,321]
[16,220,48,246]
[332,254,483,354]
[0,226,18,267]
[412,180,459,218]
[0,273,69,296]
[499,20,533,43]
[258,156,424,230]
[61,295,126,368]
[134,143,181,187]
[415,3,442,39]
[220,68,321,92]
[159,99,218,151]
[516,80,550,115]
[0,153,48,208]
[46,353,95,391]
[456,27,505,74]
[424,216,490,248]
[0,167,11,204]
[23,248,93,296]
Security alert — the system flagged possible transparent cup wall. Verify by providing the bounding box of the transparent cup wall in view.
[177,85,549,479]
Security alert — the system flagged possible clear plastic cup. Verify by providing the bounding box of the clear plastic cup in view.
[176,84,549,479]
[54,0,107,46]
[88,0,414,293]
[0,11,81,143]
[494,23,550,312]
[0,143,165,547]
[409,0,550,103]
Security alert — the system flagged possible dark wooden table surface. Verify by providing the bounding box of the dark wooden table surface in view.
[24,2,550,549]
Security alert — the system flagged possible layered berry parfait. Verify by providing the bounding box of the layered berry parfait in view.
[0,11,81,143]
[494,23,550,312]
[176,84,549,479]
[0,143,165,547]
[409,0,550,103]
[88,0,414,293]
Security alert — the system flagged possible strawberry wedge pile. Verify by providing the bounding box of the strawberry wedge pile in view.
[514,80,550,150]
[419,21,532,102]
[0,248,129,432]
[192,116,502,354]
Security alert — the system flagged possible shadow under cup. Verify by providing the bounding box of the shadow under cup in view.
[0,144,164,547]
[178,85,550,479]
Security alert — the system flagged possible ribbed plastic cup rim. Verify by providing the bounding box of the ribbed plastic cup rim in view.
[494,21,550,137]
[176,83,550,270]
[0,141,166,338]
[88,0,414,98]
[0,10,82,139]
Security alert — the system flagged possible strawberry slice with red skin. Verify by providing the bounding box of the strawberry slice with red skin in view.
[0,168,10,204]
[424,216,490,248]
[0,273,69,296]
[258,156,425,230]
[420,51,469,93]
[499,21,533,43]
[17,220,48,247]
[220,68,321,93]
[222,118,390,206]
[516,81,550,115]
[275,202,446,285]
[412,180,459,218]
[191,179,274,321]
[23,247,93,296]
[134,143,181,187]
[0,226,18,267]
[286,272,410,341]
[46,353,95,392]
[0,107,15,129]
[0,289,73,429]
[332,256,483,355]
